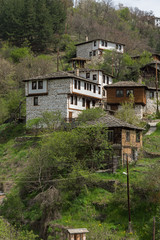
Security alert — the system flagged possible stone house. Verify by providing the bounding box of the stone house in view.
[105,81,160,118]
[87,114,143,164]
[24,70,113,122]
[75,39,125,60]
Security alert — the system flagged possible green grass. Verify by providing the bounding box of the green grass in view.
[0,123,41,181]
[143,122,160,153]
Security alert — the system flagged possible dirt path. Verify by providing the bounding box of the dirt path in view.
[145,120,160,135]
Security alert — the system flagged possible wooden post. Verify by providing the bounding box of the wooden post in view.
[127,156,132,233]
[153,216,155,240]
[57,47,59,72]
[156,61,159,115]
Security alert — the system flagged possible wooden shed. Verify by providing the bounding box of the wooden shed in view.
[67,228,89,240]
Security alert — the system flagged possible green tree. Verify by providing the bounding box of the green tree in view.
[23,0,36,44]
[0,217,39,239]
[41,111,62,130]
[115,94,140,125]
[77,108,105,123]
[101,50,153,82]
[0,0,25,45]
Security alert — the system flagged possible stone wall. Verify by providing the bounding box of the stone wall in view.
[134,105,144,119]
[76,42,92,59]
[26,78,71,122]
[145,90,160,115]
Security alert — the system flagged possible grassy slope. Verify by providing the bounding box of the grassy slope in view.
[0,123,160,239]
[50,157,159,240]
[143,122,160,153]
[0,123,40,191]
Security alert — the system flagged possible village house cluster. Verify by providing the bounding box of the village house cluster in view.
[24,37,159,166]
[24,38,160,121]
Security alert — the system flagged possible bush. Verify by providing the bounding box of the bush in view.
[77,108,105,123]
[10,47,32,63]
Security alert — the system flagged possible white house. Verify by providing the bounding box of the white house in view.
[24,70,113,122]
[76,39,125,60]
[154,17,160,27]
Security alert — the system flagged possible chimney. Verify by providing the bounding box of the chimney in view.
[85,36,88,42]
[75,68,79,76]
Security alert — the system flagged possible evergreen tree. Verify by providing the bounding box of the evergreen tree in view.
[34,0,53,51]
[23,0,36,44]
[0,0,25,45]
[0,0,66,50]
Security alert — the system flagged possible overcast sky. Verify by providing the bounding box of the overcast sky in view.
[113,0,160,17]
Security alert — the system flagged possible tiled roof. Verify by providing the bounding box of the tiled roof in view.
[23,71,100,84]
[86,114,144,130]
[105,81,146,88]
[75,38,125,46]
[67,228,89,234]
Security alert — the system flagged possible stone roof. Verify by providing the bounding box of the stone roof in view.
[75,38,125,46]
[86,114,144,130]
[67,228,89,234]
[23,71,100,85]
[104,81,146,88]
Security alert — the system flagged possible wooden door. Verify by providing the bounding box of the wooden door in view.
[86,100,90,109]
[69,112,72,120]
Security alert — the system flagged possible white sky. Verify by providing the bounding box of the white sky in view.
[113,0,160,17]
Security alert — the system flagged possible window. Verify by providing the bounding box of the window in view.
[87,83,90,90]
[89,52,92,57]
[93,74,97,80]
[126,89,133,97]
[108,130,114,142]
[33,97,38,106]
[94,40,96,46]
[93,85,96,93]
[116,89,123,97]
[101,40,104,46]
[107,76,109,84]
[86,73,90,78]
[84,82,86,90]
[38,81,43,89]
[126,131,130,142]
[92,100,95,107]
[98,87,101,94]
[116,44,118,50]
[78,81,81,90]
[32,81,37,90]
[149,91,154,99]
[103,75,105,83]
[136,131,140,142]
[103,90,106,97]
[74,80,77,89]
[119,45,122,50]
[93,50,96,56]
[70,95,73,104]
[75,96,77,105]
[105,41,107,47]
[82,98,85,107]
[90,84,92,91]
